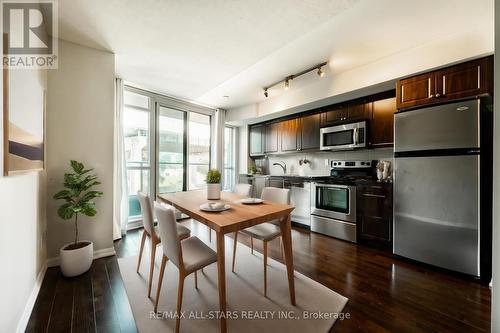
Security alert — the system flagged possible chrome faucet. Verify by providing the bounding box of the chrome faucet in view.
[273,161,287,175]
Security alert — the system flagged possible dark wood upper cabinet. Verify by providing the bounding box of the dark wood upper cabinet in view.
[346,101,367,121]
[396,56,493,109]
[369,97,397,147]
[249,124,264,156]
[434,57,493,101]
[280,118,301,152]
[321,105,346,126]
[264,122,280,153]
[396,72,435,109]
[300,113,321,150]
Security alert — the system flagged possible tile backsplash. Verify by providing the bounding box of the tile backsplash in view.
[263,148,393,176]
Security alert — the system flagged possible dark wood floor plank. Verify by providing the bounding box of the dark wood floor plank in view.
[104,256,138,333]
[46,273,75,333]
[72,269,96,333]
[91,258,121,333]
[25,267,59,333]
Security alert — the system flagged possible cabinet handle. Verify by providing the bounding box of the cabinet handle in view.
[362,193,386,198]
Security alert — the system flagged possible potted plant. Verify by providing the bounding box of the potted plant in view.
[53,160,103,277]
[206,169,221,200]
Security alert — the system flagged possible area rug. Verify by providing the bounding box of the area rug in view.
[118,236,348,332]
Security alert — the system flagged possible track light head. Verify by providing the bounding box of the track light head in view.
[317,67,324,77]
[284,79,290,90]
[264,88,268,98]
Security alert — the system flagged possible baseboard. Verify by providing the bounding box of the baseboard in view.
[16,262,47,333]
[46,247,116,267]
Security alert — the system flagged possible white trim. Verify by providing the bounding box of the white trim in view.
[46,247,116,267]
[15,263,47,333]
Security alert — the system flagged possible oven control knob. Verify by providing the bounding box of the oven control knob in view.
[360,162,365,165]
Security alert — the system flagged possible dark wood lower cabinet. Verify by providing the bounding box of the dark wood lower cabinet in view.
[358,183,393,249]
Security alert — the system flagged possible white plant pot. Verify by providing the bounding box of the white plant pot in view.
[207,183,221,200]
[60,241,93,277]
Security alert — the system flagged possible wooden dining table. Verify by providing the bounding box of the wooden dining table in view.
[158,189,296,333]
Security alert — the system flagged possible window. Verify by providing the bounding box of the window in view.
[223,126,235,191]
[188,112,211,190]
[123,91,151,220]
[122,86,213,222]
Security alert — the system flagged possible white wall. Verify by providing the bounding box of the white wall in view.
[0,36,48,332]
[492,0,500,330]
[46,40,115,259]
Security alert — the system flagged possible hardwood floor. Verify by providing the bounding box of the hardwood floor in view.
[27,219,491,332]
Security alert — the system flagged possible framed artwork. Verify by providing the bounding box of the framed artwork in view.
[3,33,45,175]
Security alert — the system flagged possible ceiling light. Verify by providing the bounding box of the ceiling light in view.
[223,95,229,98]
[264,88,268,98]
[317,67,324,77]
[284,79,290,90]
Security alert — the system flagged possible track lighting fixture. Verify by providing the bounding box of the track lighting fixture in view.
[261,61,327,98]
[317,66,324,77]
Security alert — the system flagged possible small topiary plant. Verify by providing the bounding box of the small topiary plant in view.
[206,169,221,184]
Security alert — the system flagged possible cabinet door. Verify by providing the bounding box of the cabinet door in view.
[280,118,301,152]
[370,97,396,147]
[396,72,435,109]
[249,125,264,156]
[264,122,280,153]
[300,113,321,150]
[321,105,346,125]
[358,186,392,245]
[346,101,367,121]
[435,57,493,101]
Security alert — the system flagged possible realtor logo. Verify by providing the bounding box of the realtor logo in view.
[2,0,58,68]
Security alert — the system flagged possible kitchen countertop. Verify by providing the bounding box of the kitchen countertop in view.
[240,173,392,185]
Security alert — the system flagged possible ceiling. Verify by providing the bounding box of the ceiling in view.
[56,0,493,110]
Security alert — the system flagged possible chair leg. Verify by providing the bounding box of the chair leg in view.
[280,236,283,260]
[232,232,238,273]
[176,273,185,333]
[250,237,254,254]
[136,231,147,273]
[194,271,198,289]
[148,239,157,298]
[154,255,168,312]
[263,240,268,297]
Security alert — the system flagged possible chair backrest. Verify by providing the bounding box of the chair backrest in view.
[137,191,156,238]
[233,183,253,197]
[261,187,291,205]
[154,202,182,268]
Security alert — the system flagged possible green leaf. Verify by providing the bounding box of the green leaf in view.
[57,203,75,220]
[53,190,71,200]
[70,160,85,174]
[81,202,97,216]
[80,190,103,203]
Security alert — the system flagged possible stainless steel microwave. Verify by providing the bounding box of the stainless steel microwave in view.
[320,121,367,151]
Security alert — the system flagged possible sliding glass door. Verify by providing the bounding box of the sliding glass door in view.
[188,112,211,190]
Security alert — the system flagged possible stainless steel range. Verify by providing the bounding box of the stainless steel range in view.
[310,160,372,243]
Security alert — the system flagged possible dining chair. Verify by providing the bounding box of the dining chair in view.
[231,187,291,297]
[233,183,253,197]
[154,202,218,333]
[136,192,191,298]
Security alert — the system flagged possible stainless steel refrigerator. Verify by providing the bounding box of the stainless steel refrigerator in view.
[393,99,492,279]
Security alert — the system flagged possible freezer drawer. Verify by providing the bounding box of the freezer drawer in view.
[394,99,480,152]
[394,155,480,275]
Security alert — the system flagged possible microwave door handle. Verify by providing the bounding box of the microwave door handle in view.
[353,128,358,145]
